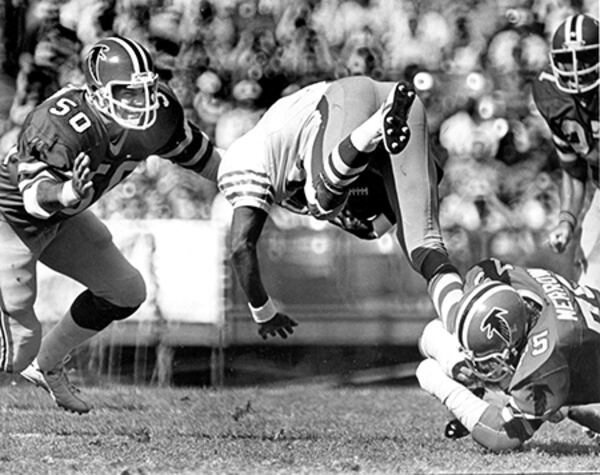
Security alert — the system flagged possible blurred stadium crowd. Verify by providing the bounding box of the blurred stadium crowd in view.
[0,0,595,263]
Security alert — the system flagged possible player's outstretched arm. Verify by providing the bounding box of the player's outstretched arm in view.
[417,359,539,452]
[548,170,584,253]
[230,206,298,340]
[21,152,93,218]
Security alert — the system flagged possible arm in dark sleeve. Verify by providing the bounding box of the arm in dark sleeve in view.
[230,205,270,307]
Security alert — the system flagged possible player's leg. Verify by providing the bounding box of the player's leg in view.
[24,211,146,412]
[0,215,44,373]
[38,211,146,367]
[307,77,410,218]
[378,94,462,330]
[577,190,600,289]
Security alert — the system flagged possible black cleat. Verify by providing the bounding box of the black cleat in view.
[444,418,470,439]
[382,81,415,155]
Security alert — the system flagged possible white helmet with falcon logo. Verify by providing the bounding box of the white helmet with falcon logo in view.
[455,280,529,383]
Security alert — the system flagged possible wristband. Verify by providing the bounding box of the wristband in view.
[249,298,277,323]
[558,210,577,231]
[59,180,81,207]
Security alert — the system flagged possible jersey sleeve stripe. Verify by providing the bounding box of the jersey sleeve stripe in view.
[17,170,57,193]
[17,161,49,176]
[177,135,210,167]
[221,190,274,211]
[219,176,272,189]
[219,170,270,181]
[161,121,193,158]
[22,178,54,219]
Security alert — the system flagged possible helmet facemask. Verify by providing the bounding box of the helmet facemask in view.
[90,72,159,130]
[550,44,599,94]
[464,345,520,385]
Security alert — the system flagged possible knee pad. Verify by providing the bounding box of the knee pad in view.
[70,290,141,331]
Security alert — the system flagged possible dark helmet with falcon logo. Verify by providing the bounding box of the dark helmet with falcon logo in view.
[455,280,529,384]
[84,36,160,130]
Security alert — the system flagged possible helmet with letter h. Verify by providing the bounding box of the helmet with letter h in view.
[455,280,529,385]
[84,36,160,130]
[549,14,599,95]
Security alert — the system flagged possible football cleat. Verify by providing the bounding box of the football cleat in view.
[382,81,415,155]
[445,418,470,439]
[21,357,91,414]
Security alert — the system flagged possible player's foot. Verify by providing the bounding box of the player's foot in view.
[21,358,91,414]
[445,418,470,439]
[382,81,415,155]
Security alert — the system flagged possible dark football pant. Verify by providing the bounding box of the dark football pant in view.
[0,210,146,372]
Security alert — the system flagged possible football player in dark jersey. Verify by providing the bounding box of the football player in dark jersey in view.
[532,14,599,288]
[418,257,600,451]
[0,36,221,413]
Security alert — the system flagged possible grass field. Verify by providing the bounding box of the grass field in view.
[1,378,599,475]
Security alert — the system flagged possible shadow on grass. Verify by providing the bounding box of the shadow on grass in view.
[528,441,600,456]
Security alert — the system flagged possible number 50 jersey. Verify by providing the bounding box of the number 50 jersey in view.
[0,83,215,237]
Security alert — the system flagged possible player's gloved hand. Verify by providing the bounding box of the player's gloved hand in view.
[72,152,93,198]
[59,153,93,207]
[329,209,377,240]
[547,221,573,253]
[257,313,298,340]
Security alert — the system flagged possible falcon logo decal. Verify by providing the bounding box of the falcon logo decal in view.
[480,307,512,345]
[88,44,110,85]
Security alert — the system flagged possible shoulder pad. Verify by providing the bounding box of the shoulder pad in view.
[18,88,100,169]
[510,309,559,390]
[531,73,572,126]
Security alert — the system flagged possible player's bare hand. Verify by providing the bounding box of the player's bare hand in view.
[72,152,93,198]
[547,222,572,254]
[258,313,298,340]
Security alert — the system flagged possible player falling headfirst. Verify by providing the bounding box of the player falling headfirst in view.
[218,75,460,339]
[418,257,600,451]
[533,13,599,287]
[0,36,222,413]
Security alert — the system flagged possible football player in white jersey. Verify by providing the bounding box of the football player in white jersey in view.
[218,76,460,339]
[0,36,221,413]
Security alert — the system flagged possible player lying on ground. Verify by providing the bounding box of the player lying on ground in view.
[533,14,599,288]
[218,76,460,339]
[0,36,222,413]
[417,257,600,451]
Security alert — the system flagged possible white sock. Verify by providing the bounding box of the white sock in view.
[36,311,98,371]
[350,113,382,152]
